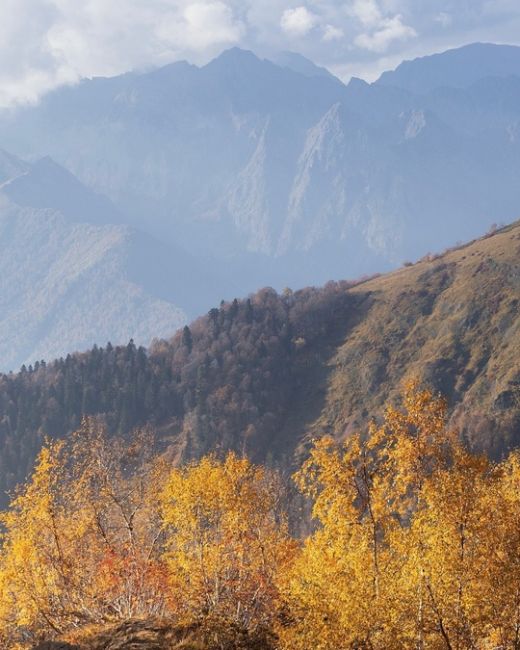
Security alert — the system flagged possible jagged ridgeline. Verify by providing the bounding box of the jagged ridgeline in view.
[0,222,519,498]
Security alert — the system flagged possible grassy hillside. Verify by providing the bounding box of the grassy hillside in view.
[0,222,518,499]
[312,221,520,457]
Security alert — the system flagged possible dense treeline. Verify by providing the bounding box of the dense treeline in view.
[3,383,520,649]
[0,282,356,497]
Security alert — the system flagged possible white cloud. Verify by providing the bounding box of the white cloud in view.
[280,6,318,36]
[355,14,417,52]
[0,0,245,107]
[347,0,383,28]
[0,0,520,106]
[157,2,244,52]
[435,12,453,27]
[346,1,416,53]
[322,24,344,41]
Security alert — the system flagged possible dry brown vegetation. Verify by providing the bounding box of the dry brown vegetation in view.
[317,220,520,457]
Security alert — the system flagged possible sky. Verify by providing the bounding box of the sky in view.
[1,0,520,107]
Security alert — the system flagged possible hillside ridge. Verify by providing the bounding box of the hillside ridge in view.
[0,221,517,499]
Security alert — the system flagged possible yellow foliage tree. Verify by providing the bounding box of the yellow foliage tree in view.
[159,452,295,631]
[0,419,168,646]
[0,441,69,644]
[280,429,405,649]
[4,383,520,649]
[469,451,520,649]
[401,444,491,649]
[280,381,467,650]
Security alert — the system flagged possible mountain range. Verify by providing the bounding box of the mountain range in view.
[0,42,519,367]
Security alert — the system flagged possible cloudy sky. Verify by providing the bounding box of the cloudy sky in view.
[1,0,520,107]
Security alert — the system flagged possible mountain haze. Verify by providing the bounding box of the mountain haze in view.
[0,43,519,367]
[0,150,223,370]
[377,42,520,93]
[268,50,341,81]
[1,44,519,292]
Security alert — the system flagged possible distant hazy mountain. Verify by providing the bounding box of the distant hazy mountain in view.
[0,150,228,370]
[0,43,519,367]
[1,43,519,296]
[268,51,340,81]
[377,42,520,94]
[1,154,124,226]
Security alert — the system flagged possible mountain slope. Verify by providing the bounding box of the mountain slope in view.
[268,51,340,81]
[0,150,225,371]
[1,45,520,293]
[317,222,520,457]
[0,199,188,370]
[377,42,520,93]
[2,155,125,226]
[0,222,517,499]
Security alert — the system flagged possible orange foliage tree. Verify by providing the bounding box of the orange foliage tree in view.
[0,420,293,647]
[0,419,168,645]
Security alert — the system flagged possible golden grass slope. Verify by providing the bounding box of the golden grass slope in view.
[307,221,520,456]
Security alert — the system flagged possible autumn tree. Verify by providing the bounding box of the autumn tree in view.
[403,445,491,649]
[279,381,461,649]
[487,452,520,648]
[279,430,405,648]
[0,440,70,646]
[159,452,295,633]
[5,381,520,650]
[0,419,169,646]
[64,419,170,621]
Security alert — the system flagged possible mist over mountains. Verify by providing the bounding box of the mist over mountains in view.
[0,42,519,368]
[0,151,219,369]
[377,42,520,93]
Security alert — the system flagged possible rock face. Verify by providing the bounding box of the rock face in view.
[0,43,520,296]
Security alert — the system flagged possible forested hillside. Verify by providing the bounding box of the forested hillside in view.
[0,280,357,496]
[0,222,518,499]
